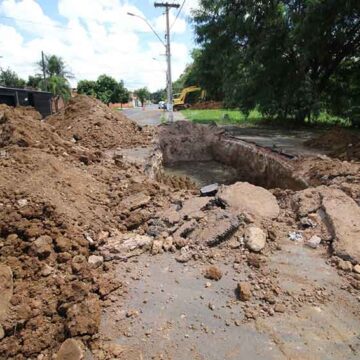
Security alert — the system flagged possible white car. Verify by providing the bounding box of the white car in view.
[158,101,166,109]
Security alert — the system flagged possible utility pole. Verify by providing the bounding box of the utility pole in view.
[41,51,47,91]
[154,2,180,122]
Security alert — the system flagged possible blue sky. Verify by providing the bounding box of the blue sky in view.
[0,0,200,91]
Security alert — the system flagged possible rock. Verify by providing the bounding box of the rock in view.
[244,226,266,252]
[159,207,181,225]
[121,234,153,251]
[66,297,101,336]
[204,266,222,281]
[354,264,360,274]
[162,236,174,252]
[88,255,104,269]
[247,254,264,268]
[237,282,252,301]
[17,198,28,207]
[195,211,240,247]
[288,232,303,242]
[217,182,280,219]
[321,188,360,263]
[337,259,353,272]
[305,235,321,249]
[32,235,53,259]
[175,245,193,263]
[120,192,151,211]
[54,236,72,252]
[0,324,4,340]
[173,220,198,247]
[0,264,13,322]
[151,240,163,255]
[179,197,210,219]
[71,255,87,273]
[274,303,286,313]
[57,339,84,360]
[200,183,219,196]
[41,264,53,277]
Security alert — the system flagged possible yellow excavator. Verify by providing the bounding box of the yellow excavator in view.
[173,86,206,110]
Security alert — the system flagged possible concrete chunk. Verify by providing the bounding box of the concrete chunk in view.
[217,182,280,219]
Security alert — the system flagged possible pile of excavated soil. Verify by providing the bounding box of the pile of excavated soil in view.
[304,128,360,161]
[0,100,178,359]
[47,95,154,150]
[190,101,223,110]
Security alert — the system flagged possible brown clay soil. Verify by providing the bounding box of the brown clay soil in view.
[0,98,360,359]
[304,127,360,161]
[189,101,223,110]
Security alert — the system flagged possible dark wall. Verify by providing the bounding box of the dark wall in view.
[0,87,52,117]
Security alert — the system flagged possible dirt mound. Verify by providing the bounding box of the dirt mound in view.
[47,95,152,150]
[190,101,223,110]
[304,128,360,161]
[0,104,69,152]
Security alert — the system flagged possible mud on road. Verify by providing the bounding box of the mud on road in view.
[0,97,359,359]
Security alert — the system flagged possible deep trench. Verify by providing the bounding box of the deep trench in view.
[157,121,308,191]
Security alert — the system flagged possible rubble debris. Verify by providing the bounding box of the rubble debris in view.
[88,255,104,269]
[321,188,360,263]
[244,226,266,252]
[57,339,85,360]
[217,182,280,219]
[204,266,223,281]
[120,192,151,211]
[306,235,322,249]
[66,297,101,336]
[288,232,303,242]
[237,282,252,301]
[175,245,193,263]
[200,183,219,196]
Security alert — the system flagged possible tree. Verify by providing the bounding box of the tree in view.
[151,89,166,103]
[193,0,360,123]
[38,54,74,80]
[77,80,97,97]
[27,75,43,89]
[93,75,127,105]
[45,76,71,112]
[135,87,150,106]
[0,68,26,88]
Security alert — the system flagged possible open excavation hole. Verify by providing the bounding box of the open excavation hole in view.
[158,121,308,190]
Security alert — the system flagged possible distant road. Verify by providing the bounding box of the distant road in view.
[122,105,164,126]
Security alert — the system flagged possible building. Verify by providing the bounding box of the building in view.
[0,86,52,117]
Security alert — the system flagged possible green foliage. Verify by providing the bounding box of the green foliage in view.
[44,76,71,100]
[38,54,74,80]
[151,89,166,103]
[77,80,96,97]
[27,75,43,89]
[192,0,360,124]
[77,76,129,105]
[134,87,150,106]
[0,68,26,88]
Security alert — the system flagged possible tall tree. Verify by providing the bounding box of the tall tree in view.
[38,54,74,80]
[77,80,97,97]
[193,0,360,123]
[27,75,43,89]
[134,87,150,107]
[0,68,26,88]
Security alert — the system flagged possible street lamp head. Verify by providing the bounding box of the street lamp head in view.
[127,12,135,17]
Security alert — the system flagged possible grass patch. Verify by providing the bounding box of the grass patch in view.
[181,108,352,128]
[181,109,262,125]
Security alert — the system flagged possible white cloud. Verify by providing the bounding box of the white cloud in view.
[0,0,193,91]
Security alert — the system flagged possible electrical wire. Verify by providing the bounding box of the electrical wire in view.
[170,0,186,31]
[0,15,72,30]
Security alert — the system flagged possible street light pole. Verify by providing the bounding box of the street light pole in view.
[154,2,180,123]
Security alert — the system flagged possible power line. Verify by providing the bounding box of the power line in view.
[170,0,186,31]
[0,15,72,30]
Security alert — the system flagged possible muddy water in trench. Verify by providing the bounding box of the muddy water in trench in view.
[164,160,239,187]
